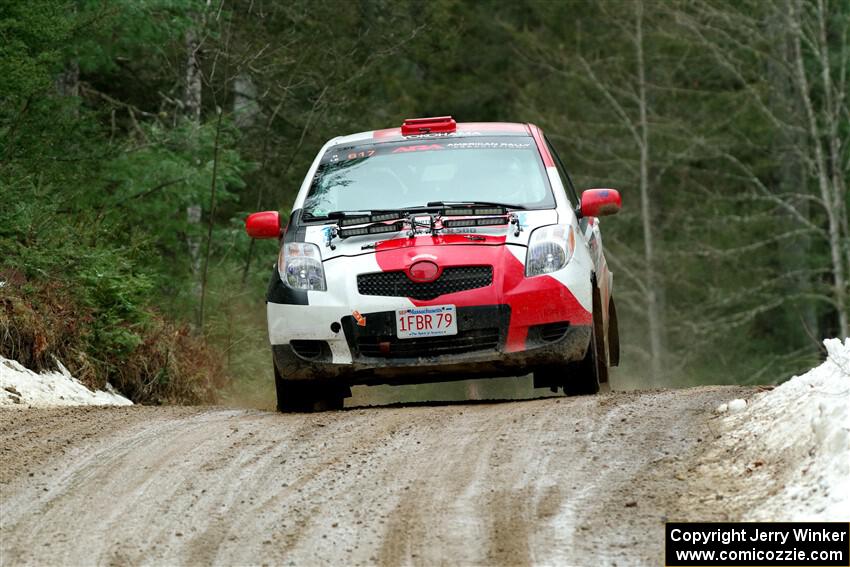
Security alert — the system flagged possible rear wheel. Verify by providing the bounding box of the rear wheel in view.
[274,360,347,412]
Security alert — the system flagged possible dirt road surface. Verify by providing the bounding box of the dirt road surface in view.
[1,387,755,566]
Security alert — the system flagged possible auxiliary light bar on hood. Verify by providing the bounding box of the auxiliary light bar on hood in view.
[443,216,510,229]
[332,206,515,240]
[337,212,404,227]
[337,220,407,239]
[442,206,506,217]
[332,205,507,229]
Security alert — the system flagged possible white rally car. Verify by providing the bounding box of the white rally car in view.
[245,116,622,411]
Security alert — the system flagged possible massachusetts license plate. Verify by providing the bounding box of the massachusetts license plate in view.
[396,305,458,339]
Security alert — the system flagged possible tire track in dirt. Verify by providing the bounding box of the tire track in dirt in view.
[0,386,754,566]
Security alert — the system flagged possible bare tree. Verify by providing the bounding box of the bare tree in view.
[787,0,849,338]
[677,0,849,339]
[633,1,664,379]
[578,0,664,384]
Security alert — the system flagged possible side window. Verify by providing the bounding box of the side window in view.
[544,136,580,206]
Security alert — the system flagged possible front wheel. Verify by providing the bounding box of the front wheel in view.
[532,326,600,396]
[274,362,347,412]
[563,284,608,396]
[563,325,601,396]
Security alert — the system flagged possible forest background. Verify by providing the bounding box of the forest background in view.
[1,0,847,406]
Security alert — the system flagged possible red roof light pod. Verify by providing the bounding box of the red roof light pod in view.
[401,116,456,136]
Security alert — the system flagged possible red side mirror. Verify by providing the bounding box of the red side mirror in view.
[245,211,281,239]
[580,188,621,218]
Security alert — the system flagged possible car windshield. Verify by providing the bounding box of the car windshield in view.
[303,135,553,218]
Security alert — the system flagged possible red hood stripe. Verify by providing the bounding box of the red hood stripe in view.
[371,237,591,351]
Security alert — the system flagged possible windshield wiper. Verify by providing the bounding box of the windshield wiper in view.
[425,200,527,210]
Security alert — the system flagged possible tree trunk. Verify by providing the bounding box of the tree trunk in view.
[199,108,223,331]
[184,15,204,327]
[184,26,202,125]
[770,8,818,341]
[814,0,850,333]
[55,2,79,106]
[635,1,664,381]
[55,60,79,99]
[233,72,259,128]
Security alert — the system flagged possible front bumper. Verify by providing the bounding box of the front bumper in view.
[272,319,591,385]
[270,301,591,385]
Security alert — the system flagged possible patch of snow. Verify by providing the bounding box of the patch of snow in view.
[0,356,132,407]
[728,338,849,521]
[726,398,747,414]
[715,402,728,414]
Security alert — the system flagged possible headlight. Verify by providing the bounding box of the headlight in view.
[525,224,576,277]
[279,242,326,291]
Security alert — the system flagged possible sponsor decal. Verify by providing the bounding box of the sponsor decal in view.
[445,141,532,150]
[320,136,539,165]
[346,150,375,159]
[441,227,480,234]
[391,144,445,153]
[404,132,456,139]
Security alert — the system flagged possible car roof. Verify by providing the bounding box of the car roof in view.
[327,121,532,147]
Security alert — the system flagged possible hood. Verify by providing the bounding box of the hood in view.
[298,209,560,261]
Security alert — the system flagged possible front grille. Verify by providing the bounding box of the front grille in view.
[355,328,500,359]
[357,266,492,300]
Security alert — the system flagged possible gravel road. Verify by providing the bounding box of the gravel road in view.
[0,386,755,566]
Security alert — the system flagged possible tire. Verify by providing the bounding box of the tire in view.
[532,368,562,393]
[607,296,620,367]
[563,325,600,396]
[563,284,607,396]
[534,319,600,396]
[592,286,610,384]
[274,360,346,413]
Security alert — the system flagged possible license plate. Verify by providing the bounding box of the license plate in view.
[396,305,458,339]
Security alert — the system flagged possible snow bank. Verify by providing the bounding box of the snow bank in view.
[0,356,132,407]
[727,338,849,520]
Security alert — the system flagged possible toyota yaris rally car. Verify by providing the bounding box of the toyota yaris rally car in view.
[245,116,621,411]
